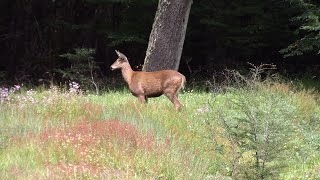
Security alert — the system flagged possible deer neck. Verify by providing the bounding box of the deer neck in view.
[121,63,134,84]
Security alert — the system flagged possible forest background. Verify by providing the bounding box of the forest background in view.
[0,0,319,88]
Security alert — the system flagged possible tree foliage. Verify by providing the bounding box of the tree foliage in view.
[190,0,298,60]
[59,48,99,92]
[280,0,320,57]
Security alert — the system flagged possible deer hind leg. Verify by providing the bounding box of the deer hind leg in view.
[165,92,182,110]
[172,95,182,110]
[164,80,183,110]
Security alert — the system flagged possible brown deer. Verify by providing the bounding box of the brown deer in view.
[111,50,186,110]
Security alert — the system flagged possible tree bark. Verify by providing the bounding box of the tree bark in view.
[143,0,192,71]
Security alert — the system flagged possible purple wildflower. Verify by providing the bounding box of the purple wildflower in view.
[0,87,9,103]
[10,85,21,93]
[14,85,21,90]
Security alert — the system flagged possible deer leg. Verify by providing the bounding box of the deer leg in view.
[137,95,146,104]
[165,93,182,110]
[172,95,182,110]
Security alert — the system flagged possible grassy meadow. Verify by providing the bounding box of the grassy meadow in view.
[0,79,320,179]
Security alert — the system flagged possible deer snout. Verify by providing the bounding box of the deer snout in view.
[110,65,116,71]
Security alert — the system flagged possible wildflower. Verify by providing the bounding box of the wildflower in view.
[26,89,36,104]
[69,81,80,93]
[197,106,209,114]
[0,87,9,103]
[15,85,21,90]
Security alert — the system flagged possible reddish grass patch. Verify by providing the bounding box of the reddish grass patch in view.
[37,119,161,177]
[45,162,102,178]
[46,162,136,179]
[40,119,156,150]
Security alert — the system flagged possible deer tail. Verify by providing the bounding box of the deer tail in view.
[181,75,186,90]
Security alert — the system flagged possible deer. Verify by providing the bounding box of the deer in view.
[110,50,186,110]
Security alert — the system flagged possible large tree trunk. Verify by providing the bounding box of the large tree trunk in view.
[143,0,192,72]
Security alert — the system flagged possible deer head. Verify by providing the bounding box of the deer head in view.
[110,50,129,71]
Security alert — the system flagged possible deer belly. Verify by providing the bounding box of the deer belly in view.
[146,92,163,98]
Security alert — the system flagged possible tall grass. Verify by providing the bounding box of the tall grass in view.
[0,75,320,179]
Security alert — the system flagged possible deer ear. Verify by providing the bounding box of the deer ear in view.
[115,50,121,57]
[115,50,128,62]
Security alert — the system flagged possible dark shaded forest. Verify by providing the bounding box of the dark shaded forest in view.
[0,0,319,87]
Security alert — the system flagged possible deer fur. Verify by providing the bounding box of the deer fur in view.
[111,50,186,110]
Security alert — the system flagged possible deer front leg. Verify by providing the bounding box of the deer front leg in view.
[137,95,146,104]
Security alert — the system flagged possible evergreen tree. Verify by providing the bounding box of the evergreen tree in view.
[189,0,299,62]
[281,0,320,57]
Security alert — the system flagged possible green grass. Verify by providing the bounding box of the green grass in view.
[0,83,320,179]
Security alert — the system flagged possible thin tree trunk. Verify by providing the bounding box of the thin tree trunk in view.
[143,0,192,71]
